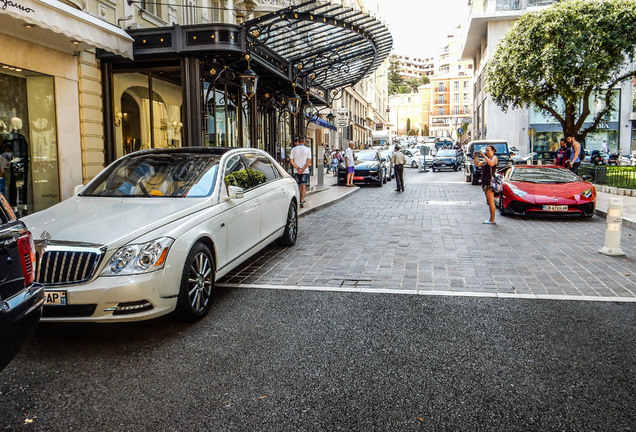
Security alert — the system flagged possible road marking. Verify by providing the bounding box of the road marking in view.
[216,283,636,303]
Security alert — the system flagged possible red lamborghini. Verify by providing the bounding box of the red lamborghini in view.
[497,165,596,217]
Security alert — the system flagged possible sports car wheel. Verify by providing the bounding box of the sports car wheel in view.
[275,202,298,246]
[175,243,215,322]
[498,195,507,216]
[411,161,418,168]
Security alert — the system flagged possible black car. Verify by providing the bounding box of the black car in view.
[337,149,388,186]
[464,140,513,185]
[512,151,556,165]
[0,194,44,371]
[431,149,461,172]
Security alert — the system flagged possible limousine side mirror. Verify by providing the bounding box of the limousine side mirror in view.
[226,185,245,200]
[74,184,84,195]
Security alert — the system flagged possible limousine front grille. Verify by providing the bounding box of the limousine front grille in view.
[34,241,107,286]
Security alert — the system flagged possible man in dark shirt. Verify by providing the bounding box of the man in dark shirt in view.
[553,138,568,167]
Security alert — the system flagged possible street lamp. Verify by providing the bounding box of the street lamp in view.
[286,83,302,116]
[239,62,259,99]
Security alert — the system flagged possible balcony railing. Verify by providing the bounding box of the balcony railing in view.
[469,0,559,15]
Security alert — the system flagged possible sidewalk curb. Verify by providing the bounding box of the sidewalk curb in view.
[299,186,359,218]
[594,208,636,231]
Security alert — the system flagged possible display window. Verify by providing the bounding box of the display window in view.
[0,65,60,215]
[112,67,183,158]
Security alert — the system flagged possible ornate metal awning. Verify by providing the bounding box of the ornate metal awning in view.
[244,0,392,91]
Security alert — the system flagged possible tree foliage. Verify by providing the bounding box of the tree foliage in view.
[388,55,430,95]
[484,0,636,139]
[388,55,404,96]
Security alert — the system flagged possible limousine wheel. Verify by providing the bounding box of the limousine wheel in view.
[276,202,298,247]
[175,243,215,322]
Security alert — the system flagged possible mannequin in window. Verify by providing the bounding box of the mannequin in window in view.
[2,117,29,209]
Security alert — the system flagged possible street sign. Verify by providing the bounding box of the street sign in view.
[336,107,349,115]
[337,118,349,127]
[458,127,464,135]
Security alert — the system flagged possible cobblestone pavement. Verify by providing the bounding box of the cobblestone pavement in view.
[220,170,636,300]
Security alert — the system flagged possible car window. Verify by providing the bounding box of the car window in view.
[510,167,579,184]
[356,151,378,161]
[82,153,220,198]
[223,155,255,191]
[243,152,278,185]
[436,150,456,157]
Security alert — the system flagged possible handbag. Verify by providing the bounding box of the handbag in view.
[490,172,503,193]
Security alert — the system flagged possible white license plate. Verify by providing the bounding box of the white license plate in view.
[543,205,568,211]
[45,290,67,305]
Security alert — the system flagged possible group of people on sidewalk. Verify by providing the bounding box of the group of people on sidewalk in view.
[553,135,583,174]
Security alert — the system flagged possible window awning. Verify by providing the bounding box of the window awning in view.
[244,0,392,91]
[0,0,133,59]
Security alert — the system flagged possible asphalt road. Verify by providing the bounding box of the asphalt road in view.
[1,169,634,431]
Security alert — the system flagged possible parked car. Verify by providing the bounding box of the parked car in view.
[509,146,521,157]
[497,165,596,217]
[23,148,299,323]
[415,153,434,172]
[431,149,461,172]
[379,149,394,178]
[512,151,556,165]
[464,140,513,185]
[399,148,422,168]
[0,194,44,371]
[337,149,388,186]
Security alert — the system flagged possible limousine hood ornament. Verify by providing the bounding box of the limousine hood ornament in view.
[40,231,51,243]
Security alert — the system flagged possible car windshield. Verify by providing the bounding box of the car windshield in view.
[509,167,580,184]
[472,143,508,154]
[436,150,456,157]
[81,153,220,198]
[356,151,378,161]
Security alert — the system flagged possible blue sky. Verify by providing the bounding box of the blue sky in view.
[381,0,471,57]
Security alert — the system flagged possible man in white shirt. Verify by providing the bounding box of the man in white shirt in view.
[344,141,355,187]
[290,136,312,207]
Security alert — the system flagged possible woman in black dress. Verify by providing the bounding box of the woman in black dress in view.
[474,145,498,225]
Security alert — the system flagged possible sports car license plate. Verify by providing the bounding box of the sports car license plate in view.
[543,205,568,211]
[353,176,364,180]
[45,290,67,305]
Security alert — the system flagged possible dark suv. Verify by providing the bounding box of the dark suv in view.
[464,140,513,185]
[0,194,44,371]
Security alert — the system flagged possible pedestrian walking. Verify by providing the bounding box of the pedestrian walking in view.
[554,138,568,167]
[290,136,312,207]
[344,141,355,187]
[601,139,609,154]
[474,145,498,224]
[391,145,406,192]
[566,134,581,174]
[323,144,331,174]
[331,149,340,176]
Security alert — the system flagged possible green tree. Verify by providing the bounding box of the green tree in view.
[404,76,430,93]
[484,0,636,140]
[388,55,404,96]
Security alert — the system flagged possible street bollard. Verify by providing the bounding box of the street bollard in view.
[599,197,626,256]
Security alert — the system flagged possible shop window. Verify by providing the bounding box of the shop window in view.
[112,68,183,157]
[0,69,60,215]
[204,82,239,147]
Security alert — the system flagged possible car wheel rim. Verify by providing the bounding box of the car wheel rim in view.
[288,205,297,242]
[188,252,213,313]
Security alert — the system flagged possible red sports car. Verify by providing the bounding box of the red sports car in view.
[497,165,596,217]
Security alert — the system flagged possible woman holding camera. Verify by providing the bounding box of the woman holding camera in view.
[474,145,498,225]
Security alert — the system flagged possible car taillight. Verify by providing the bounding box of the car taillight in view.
[17,231,36,286]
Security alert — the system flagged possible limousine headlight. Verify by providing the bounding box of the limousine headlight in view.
[102,237,174,276]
